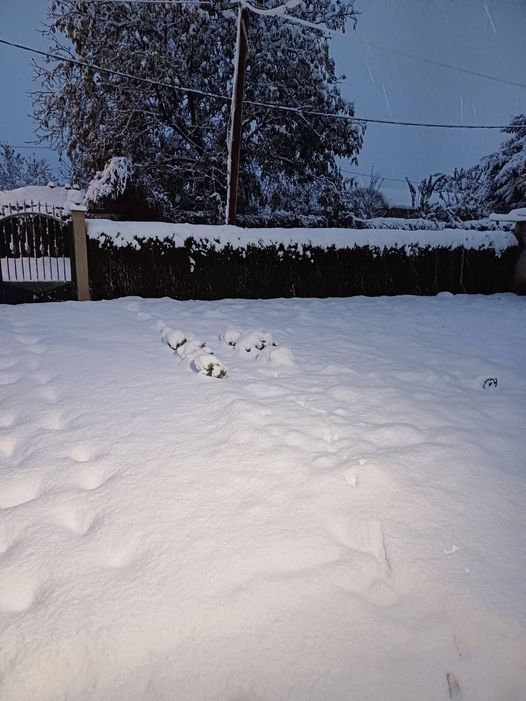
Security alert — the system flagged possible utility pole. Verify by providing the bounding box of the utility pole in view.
[225,4,249,226]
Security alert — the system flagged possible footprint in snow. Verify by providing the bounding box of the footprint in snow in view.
[37,384,61,402]
[343,458,367,487]
[67,444,101,464]
[0,411,18,429]
[328,519,391,574]
[39,410,69,432]
[0,580,40,614]
[14,334,43,346]
[0,477,42,509]
[0,371,24,386]
[447,673,463,699]
[54,503,98,536]
[0,435,18,459]
[31,371,56,386]
[0,358,18,370]
[76,466,112,491]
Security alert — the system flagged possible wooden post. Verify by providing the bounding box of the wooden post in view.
[225,5,249,226]
[71,208,91,301]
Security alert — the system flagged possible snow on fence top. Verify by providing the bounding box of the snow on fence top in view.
[0,184,85,214]
[86,219,517,256]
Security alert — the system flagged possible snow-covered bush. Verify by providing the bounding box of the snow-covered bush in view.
[85,157,132,208]
[161,327,226,378]
[221,328,242,347]
[176,338,211,360]
[191,353,227,379]
[162,328,187,351]
[86,229,518,301]
[231,330,273,354]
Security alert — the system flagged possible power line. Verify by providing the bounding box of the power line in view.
[246,100,522,129]
[340,168,414,184]
[36,0,526,90]
[1,37,525,131]
[0,38,231,104]
[245,0,526,91]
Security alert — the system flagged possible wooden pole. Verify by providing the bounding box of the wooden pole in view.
[226,5,249,226]
[71,208,91,301]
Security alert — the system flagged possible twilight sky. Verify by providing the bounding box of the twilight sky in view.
[1,0,525,195]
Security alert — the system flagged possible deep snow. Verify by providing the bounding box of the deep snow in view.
[0,295,525,701]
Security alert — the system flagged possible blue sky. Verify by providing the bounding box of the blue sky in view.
[1,0,525,192]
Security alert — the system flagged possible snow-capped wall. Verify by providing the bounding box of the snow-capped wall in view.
[86,219,517,256]
[0,184,85,212]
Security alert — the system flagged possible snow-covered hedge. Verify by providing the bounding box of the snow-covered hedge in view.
[87,220,516,256]
[85,220,518,300]
[362,217,515,232]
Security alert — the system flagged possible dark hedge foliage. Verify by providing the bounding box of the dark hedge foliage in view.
[86,235,518,300]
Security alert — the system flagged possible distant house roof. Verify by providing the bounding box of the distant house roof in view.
[0,184,86,213]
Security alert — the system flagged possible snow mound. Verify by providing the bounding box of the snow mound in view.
[257,345,295,367]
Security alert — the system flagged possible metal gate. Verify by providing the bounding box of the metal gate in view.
[0,204,77,304]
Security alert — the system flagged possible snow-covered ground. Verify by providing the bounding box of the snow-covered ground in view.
[0,295,525,701]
